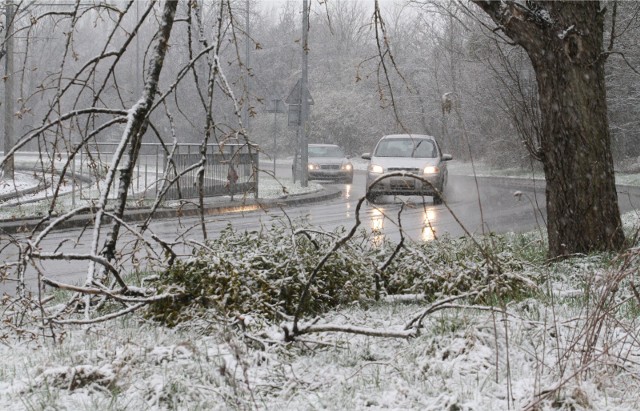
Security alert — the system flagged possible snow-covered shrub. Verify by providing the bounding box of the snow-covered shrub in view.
[381,233,543,302]
[148,222,544,325]
[148,223,377,325]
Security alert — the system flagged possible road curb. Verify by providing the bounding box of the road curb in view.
[0,186,343,235]
[0,183,48,202]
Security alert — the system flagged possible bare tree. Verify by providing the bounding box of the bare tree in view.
[468,1,625,257]
[0,0,257,330]
[604,1,640,164]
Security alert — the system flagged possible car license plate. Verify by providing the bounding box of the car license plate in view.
[390,178,414,189]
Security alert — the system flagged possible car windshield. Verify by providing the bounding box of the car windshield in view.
[374,138,437,158]
[308,145,345,158]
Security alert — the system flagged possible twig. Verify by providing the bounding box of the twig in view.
[290,196,368,338]
[284,322,417,340]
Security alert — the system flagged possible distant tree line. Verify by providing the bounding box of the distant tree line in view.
[2,1,638,169]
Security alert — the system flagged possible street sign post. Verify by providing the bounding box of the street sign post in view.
[286,79,314,127]
[285,78,314,107]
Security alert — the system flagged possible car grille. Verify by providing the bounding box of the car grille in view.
[320,164,341,170]
[387,167,421,174]
[389,179,415,190]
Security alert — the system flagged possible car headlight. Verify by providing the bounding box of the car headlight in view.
[423,166,439,174]
[308,163,319,171]
[342,163,353,171]
[369,164,384,174]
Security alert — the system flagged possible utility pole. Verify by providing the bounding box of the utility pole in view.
[285,0,313,184]
[243,0,250,135]
[3,0,14,179]
[136,0,140,95]
[300,0,309,187]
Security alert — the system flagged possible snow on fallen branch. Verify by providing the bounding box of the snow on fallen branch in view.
[40,276,180,304]
[406,291,480,330]
[281,292,510,342]
[283,322,418,340]
[383,294,427,303]
[51,303,147,325]
[32,252,123,285]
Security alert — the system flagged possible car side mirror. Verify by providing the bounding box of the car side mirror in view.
[361,153,371,160]
[442,154,453,161]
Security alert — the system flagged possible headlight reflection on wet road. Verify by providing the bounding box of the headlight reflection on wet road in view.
[370,207,385,247]
[368,203,438,245]
[422,208,437,241]
[370,208,384,232]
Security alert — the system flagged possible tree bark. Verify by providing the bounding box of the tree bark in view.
[471,1,625,256]
[99,0,178,265]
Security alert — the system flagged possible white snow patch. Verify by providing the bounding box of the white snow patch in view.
[0,171,41,196]
[558,25,575,40]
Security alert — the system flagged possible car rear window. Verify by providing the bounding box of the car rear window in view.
[374,138,436,158]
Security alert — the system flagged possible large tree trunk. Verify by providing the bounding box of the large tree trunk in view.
[472,1,625,256]
[535,24,623,256]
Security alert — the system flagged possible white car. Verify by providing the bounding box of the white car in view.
[307,144,354,184]
[361,134,452,204]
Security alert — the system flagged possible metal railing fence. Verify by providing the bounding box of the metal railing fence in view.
[74,142,258,202]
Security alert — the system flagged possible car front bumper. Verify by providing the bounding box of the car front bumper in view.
[309,169,353,181]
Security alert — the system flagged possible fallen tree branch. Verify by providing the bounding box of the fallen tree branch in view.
[405,291,480,330]
[291,196,368,336]
[50,303,146,325]
[41,276,179,304]
[283,322,418,340]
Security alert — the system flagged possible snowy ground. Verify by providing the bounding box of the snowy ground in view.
[2,217,640,410]
[0,171,42,196]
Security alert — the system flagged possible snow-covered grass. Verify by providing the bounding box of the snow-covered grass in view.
[447,161,546,179]
[2,214,640,410]
[0,171,42,196]
[616,173,640,186]
[254,175,323,199]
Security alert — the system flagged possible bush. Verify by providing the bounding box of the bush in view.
[381,233,542,303]
[148,224,378,325]
[148,223,541,326]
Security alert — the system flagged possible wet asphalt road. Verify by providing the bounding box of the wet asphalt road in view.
[149,171,548,243]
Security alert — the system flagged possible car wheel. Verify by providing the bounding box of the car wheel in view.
[433,181,446,204]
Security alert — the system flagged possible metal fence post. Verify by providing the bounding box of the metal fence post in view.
[254,148,259,199]
[144,161,148,199]
[155,145,159,197]
[136,155,140,194]
[79,146,83,200]
[71,146,76,208]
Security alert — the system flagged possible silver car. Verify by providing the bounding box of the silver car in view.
[361,134,452,204]
[307,144,354,183]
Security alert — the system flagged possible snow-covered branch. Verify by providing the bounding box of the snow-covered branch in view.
[284,322,418,340]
